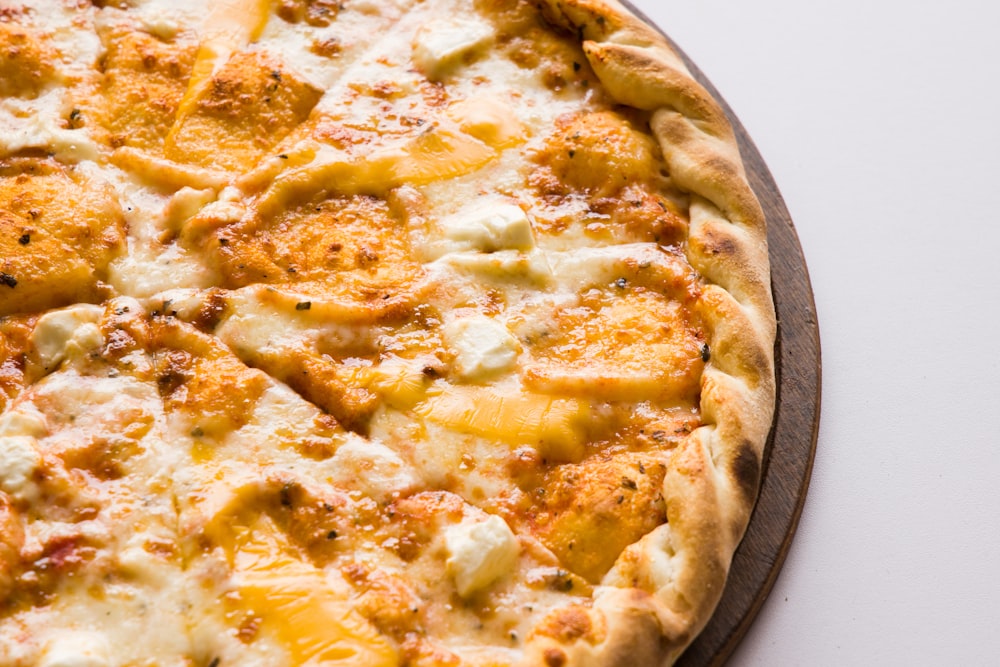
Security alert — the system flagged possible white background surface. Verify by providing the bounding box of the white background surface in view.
[628,1,1000,664]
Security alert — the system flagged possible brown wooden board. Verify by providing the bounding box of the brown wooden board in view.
[619,4,823,665]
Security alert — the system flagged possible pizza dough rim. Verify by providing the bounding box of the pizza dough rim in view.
[522,1,777,664]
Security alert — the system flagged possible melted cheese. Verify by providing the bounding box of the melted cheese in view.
[326,437,418,500]
[211,516,398,666]
[38,633,111,667]
[0,0,705,663]
[165,0,273,147]
[412,18,495,80]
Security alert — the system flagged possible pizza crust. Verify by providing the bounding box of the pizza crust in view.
[524,1,777,663]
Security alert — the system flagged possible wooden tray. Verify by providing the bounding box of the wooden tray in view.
[620,5,823,665]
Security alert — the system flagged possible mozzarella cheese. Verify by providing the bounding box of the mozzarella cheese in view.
[412,18,495,80]
[0,407,48,438]
[445,514,520,598]
[0,93,100,162]
[326,436,418,500]
[0,0,707,664]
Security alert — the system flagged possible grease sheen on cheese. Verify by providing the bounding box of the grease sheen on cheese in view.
[0,0,707,663]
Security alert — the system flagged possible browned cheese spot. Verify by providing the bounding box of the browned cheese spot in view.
[0,23,58,98]
[148,318,270,437]
[522,286,704,404]
[98,27,197,152]
[525,453,667,583]
[0,160,125,317]
[165,51,322,172]
[275,0,342,26]
[0,316,35,411]
[531,111,659,198]
[201,194,422,323]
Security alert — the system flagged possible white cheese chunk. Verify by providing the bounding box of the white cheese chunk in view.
[39,631,110,667]
[0,406,48,438]
[0,91,99,162]
[412,18,495,80]
[326,437,418,501]
[162,187,215,229]
[0,435,42,502]
[443,315,520,381]
[139,9,180,40]
[31,305,105,371]
[443,202,535,252]
[445,514,520,598]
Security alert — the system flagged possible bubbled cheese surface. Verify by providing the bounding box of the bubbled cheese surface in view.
[0,0,706,664]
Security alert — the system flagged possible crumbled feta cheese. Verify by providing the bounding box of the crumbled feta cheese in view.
[140,10,179,40]
[31,305,105,371]
[326,437,417,500]
[0,406,48,438]
[443,315,520,381]
[0,435,41,502]
[412,19,495,80]
[39,632,110,667]
[445,514,520,598]
[442,202,535,252]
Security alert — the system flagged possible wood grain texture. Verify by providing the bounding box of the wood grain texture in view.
[617,4,822,665]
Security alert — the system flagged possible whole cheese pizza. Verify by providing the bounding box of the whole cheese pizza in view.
[0,0,776,665]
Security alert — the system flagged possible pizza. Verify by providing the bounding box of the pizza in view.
[0,0,776,665]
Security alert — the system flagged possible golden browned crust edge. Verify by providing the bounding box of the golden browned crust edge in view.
[525,1,777,664]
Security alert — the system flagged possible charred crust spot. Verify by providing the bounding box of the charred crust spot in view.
[731,440,760,500]
[698,227,737,257]
[0,273,16,288]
